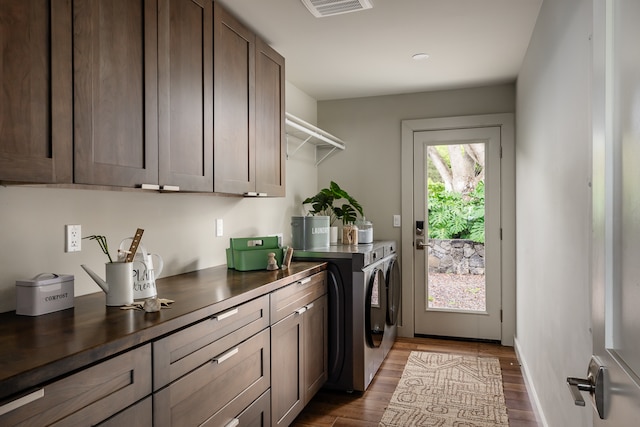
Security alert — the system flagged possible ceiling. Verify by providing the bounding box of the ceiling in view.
[215,0,543,101]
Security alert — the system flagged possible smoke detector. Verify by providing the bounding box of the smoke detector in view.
[301,0,374,18]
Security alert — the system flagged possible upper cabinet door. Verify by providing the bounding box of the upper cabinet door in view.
[213,2,256,195]
[73,0,159,187]
[0,0,72,183]
[158,0,213,192]
[255,38,286,197]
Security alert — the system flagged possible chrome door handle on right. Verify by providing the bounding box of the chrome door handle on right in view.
[566,356,606,419]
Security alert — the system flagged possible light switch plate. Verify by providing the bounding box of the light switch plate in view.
[393,215,401,227]
[216,219,223,237]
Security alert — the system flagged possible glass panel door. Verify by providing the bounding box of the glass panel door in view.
[414,127,501,340]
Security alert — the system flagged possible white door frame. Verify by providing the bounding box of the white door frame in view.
[400,114,516,346]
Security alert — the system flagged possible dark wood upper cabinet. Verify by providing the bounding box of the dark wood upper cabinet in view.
[0,0,73,184]
[213,2,286,197]
[255,38,286,197]
[158,0,213,191]
[1,0,283,194]
[73,0,159,187]
[74,0,213,191]
[213,2,255,195]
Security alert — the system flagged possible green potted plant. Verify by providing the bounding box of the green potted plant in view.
[303,181,364,243]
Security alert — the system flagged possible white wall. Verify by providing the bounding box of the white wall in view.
[515,0,593,426]
[317,84,515,246]
[0,82,318,314]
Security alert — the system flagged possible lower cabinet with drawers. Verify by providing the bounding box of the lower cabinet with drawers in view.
[0,345,152,426]
[152,294,271,427]
[0,267,327,427]
[151,271,328,427]
[270,273,329,427]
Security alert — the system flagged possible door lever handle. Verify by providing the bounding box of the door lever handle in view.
[566,377,593,406]
[416,239,426,250]
[566,357,606,419]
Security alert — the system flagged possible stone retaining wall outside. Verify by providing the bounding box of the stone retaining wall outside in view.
[427,239,485,275]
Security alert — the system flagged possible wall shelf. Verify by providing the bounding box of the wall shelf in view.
[285,112,346,166]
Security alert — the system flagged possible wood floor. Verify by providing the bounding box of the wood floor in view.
[292,336,539,427]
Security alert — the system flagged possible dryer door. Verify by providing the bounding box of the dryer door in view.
[386,256,401,326]
[365,267,387,348]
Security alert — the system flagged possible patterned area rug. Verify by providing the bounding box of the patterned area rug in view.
[380,351,509,426]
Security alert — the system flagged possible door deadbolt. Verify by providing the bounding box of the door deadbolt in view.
[566,357,606,419]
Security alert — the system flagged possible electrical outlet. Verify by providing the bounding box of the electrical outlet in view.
[393,215,401,228]
[216,219,223,237]
[65,224,82,252]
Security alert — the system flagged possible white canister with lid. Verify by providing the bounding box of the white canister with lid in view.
[356,218,373,244]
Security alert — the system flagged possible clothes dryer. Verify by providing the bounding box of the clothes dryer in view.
[293,241,398,392]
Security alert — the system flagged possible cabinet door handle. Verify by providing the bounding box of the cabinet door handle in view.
[213,347,239,364]
[305,302,314,310]
[224,419,240,427]
[213,308,238,322]
[0,388,44,416]
[297,277,311,286]
[295,307,307,315]
[140,183,160,190]
[161,185,180,192]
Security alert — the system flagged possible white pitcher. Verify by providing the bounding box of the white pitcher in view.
[119,239,164,300]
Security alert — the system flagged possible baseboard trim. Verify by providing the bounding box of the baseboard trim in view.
[514,336,549,427]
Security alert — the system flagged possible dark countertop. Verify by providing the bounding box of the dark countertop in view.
[0,261,326,402]
[293,240,396,257]
[293,240,397,267]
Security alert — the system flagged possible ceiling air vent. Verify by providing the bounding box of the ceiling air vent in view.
[301,0,373,18]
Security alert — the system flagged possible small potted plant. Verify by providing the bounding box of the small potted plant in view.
[303,181,364,244]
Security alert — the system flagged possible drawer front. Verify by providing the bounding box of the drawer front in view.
[97,396,152,427]
[270,272,327,324]
[235,389,271,427]
[153,328,270,427]
[154,294,269,390]
[0,345,151,426]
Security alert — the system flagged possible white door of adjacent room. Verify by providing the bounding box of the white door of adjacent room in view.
[574,0,640,423]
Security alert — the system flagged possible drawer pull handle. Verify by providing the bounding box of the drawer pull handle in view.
[305,302,314,310]
[214,347,239,364]
[214,308,239,321]
[0,388,44,416]
[295,307,307,315]
[298,277,311,285]
[224,419,240,427]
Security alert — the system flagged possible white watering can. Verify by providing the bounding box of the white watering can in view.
[119,238,164,300]
[81,261,145,306]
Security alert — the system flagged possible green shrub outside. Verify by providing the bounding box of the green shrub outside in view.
[427,180,485,243]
